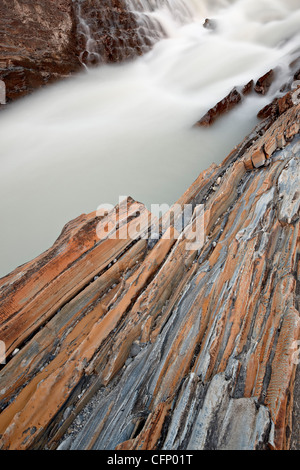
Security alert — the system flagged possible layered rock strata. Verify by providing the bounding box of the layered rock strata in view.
[0,89,299,450]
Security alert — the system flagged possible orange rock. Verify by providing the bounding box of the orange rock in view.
[276,133,286,149]
[278,91,294,115]
[264,136,277,158]
[244,157,254,171]
[0,198,151,357]
[285,122,300,141]
[251,147,266,168]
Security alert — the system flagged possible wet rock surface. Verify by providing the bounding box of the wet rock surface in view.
[254,69,275,95]
[76,0,165,67]
[195,60,300,128]
[194,87,242,127]
[0,0,167,102]
[0,94,299,450]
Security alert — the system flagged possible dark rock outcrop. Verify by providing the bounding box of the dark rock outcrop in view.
[0,0,164,102]
[254,69,275,95]
[242,79,254,96]
[76,0,165,67]
[194,61,299,128]
[0,0,80,102]
[194,87,242,127]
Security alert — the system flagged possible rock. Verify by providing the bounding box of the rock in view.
[0,80,299,452]
[76,0,164,67]
[278,91,294,115]
[277,133,286,149]
[257,83,300,124]
[242,80,254,96]
[254,69,275,95]
[203,18,217,30]
[257,99,279,120]
[0,0,164,102]
[130,342,141,358]
[285,122,300,141]
[178,375,273,450]
[195,67,282,128]
[0,0,80,102]
[0,197,151,358]
[57,436,73,450]
[251,147,266,168]
[264,136,277,158]
[244,158,254,171]
[277,157,300,224]
[294,69,300,81]
[195,87,242,127]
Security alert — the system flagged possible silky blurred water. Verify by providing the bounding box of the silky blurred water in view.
[0,0,299,277]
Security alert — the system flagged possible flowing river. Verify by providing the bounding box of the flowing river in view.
[0,0,300,277]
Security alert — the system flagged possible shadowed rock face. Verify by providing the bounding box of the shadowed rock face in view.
[0,91,299,451]
[0,0,81,102]
[0,0,164,101]
[75,0,165,67]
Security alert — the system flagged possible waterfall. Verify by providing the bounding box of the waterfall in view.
[0,0,300,277]
[75,0,201,66]
[76,2,102,68]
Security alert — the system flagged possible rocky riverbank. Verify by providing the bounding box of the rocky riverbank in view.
[0,84,299,450]
[0,0,161,102]
[0,0,80,102]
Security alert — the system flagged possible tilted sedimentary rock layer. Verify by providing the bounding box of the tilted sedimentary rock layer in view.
[195,61,300,128]
[0,95,299,450]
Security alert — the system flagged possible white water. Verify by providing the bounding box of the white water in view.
[0,0,300,277]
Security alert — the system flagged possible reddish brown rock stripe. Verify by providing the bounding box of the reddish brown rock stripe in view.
[0,199,151,356]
